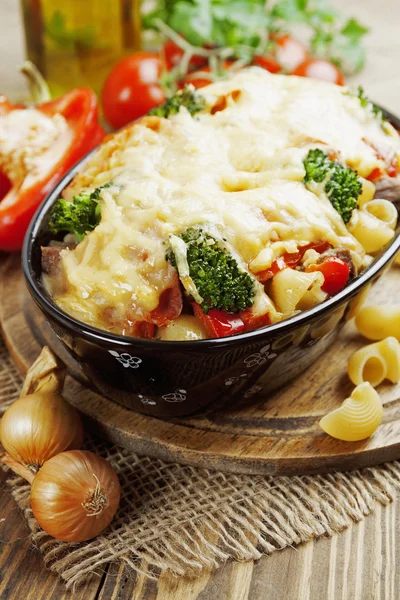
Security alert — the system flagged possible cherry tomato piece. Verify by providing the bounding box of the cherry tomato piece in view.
[181,61,236,89]
[192,304,245,338]
[292,59,345,86]
[307,257,350,296]
[252,55,281,73]
[273,34,309,72]
[101,52,166,129]
[162,40,207,72]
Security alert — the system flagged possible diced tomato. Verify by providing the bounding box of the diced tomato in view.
[365,140,399,179]
[239,310,271,332]
[252,55,281,73]
[256,256,287,283]
[307,257,350,296]
[192,304,245,338]
[255,241,332,283]
[366,167,384,182]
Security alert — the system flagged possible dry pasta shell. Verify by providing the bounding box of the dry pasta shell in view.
[319,382,383,442]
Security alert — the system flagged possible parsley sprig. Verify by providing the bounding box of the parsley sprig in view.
[143,0,368,75]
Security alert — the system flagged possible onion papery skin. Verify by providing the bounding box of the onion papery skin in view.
[30,450,120,542]
[319,382,383,442]
[0,392,84,472]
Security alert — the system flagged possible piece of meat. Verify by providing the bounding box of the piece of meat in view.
[41,246,62,277]
[41,241,75,277]
[317,248,356,277]
[374,176,400,209]
[149,272,183,327]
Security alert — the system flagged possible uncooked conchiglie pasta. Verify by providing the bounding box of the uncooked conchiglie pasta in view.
[355,305,400,341]
[319,382,383,442]
[347,337,400,387]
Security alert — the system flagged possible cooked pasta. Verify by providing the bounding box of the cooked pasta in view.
[348,337,400,386]
[41,69,400,339]
[355,305,400,341]
[363,199,398,230]
[270,268,325,313]
[319,382,383,442]
[347,210,395,254]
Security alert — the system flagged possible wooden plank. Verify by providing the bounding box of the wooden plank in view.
[0,469,102,600]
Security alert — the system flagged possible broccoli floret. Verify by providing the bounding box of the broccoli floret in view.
[168,227,256,314]
[48,183,111,241]
[303,148,332,183]
[149,87,206,119]
[303,149,362,224]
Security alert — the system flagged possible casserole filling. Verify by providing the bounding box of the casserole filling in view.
[42,69,400,340]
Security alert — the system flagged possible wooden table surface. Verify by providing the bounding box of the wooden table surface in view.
[1,1,400,598]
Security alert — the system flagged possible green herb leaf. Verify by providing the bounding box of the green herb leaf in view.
[340,18,369,43]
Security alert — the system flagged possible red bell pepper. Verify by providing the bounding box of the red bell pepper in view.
[255,241,331,283]
[307,257,350,296]
[192,304,246,338]
[0,84,105,252]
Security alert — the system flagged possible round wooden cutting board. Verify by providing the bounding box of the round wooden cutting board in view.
[2,254,400,476]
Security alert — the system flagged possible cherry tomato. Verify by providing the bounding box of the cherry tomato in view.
[101,52,166,129]
[192,304,245,338]
[252,55,282,73]
[181,61,236,89]
[162,40,207,72]
[272,34,309,72]
[307,257,350,296]
[292,59,345,86]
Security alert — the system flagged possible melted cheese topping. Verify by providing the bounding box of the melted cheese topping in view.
[49,69,400,335]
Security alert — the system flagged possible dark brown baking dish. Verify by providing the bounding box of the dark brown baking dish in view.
[22,109,400,418]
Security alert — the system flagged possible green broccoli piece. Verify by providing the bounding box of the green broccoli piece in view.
[148,87,206,119]
[168,227,256,314]
[48,183,111,241]
[303,149,362,224]
[303,148,332,183]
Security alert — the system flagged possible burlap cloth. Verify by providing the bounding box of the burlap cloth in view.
[1,334,400,590]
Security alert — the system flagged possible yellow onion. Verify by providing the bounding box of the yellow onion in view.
[319,382,383,442]
[30,450,120,542]
[0,347,83,474]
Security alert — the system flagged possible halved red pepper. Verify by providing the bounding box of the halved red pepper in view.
[192,304,246,338]
[0,84,105,252]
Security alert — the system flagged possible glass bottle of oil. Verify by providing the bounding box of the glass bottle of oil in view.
[20,0,142,98]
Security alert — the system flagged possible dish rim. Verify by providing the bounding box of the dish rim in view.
[22,107,400,350]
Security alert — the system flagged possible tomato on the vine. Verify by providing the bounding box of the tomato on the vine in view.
[272,34,309,72]
[292,59,345,85]
[252,55,281,73]
[162,40,207,72]
[101,52,166,129]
